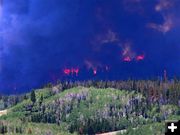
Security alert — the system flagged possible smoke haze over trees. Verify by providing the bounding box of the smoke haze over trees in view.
[0,0,180,93]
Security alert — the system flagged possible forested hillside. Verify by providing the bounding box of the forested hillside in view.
[0,80,179,134]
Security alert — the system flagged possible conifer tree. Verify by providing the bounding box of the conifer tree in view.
[31,90,36,104]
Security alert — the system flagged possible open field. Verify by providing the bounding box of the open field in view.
[0,110,7,117]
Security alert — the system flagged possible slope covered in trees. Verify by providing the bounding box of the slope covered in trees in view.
[0,80,179,134]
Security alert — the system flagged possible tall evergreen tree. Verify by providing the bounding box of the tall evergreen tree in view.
[31,90,36,104]
[39,94,43,106]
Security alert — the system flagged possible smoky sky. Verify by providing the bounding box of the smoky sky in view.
[0,0,180,94]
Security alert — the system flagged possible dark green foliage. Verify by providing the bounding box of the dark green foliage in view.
[30,90,36,104]
[0,79,180,134]
[11,86,178,134]
[0,94,25,110]
[39,95,43,106]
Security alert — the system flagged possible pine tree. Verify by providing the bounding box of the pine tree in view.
[39,94,43,106]
[30,90,36,104]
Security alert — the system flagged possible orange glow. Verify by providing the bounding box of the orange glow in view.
[71,68,79,76]
[64,68,79,76]
[136,54,145,61]
[63,69,71,75]
[93,69,97,75]
[123,56,131,62]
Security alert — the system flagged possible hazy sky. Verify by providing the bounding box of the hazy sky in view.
[0,0,180,94]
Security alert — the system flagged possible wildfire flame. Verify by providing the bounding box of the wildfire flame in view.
[136,54,145,61]
[63,69,71,75]
[93,69,97,75]
[123,56,131,62]
[63,68,79,76]
[71,68,79,76]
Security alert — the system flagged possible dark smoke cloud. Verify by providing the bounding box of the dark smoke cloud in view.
[0,0,179,94]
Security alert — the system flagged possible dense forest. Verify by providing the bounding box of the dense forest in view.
[1,78,180,109]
